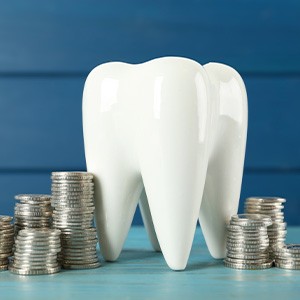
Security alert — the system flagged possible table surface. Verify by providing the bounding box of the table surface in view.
[0,226,300,300]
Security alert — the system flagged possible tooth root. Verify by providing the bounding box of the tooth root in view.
[139,189,161,252]
[199,63,248,258]
[83,69,143,261]
[93,169,142,261]
[139,67,211,270]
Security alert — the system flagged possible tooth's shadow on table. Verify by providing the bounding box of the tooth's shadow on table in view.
[99,248,223,273]
[108,249,160,262]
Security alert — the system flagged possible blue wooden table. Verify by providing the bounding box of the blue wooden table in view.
[0,226,299,300]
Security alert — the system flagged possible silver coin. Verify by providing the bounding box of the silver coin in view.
[52,194,94,199]
[13,255,58,262]
[227,245,269,252]
[0,228,14,234]
[61,239,97,246]
[52,193,94,197]
[51,179,93,185]
[15,247,61,253]
[60,254,99,261]
[17,200,51,206]
[227,224,268,233]
[224,256,270,264]
[245,207,284,213]
[227,239,269,246]
[275,257,300,264]
[274,261,300,270]
[51,171,93,177]
[230,213,272,227]
[52,219,92,224]
[0,216,13,223]
[267,229,287,235]
[52,202,94,207]
[246,197,286,204]
[62,261,100,269]
[227,235,269,241]
[273,244,300,254]
[245,203,284,209]
[62,258,99,264]
[52,189,94,194]
[61,237,97,243]
[52,181,94,186]
[60,227,96,233]
[16,245,61,251]
[15,203,52,209]
[0,265,8,271]
[53,209,93,213]
[9,265,61,275]
[51,187,94,192]
[227,251,269,260]
[15,194,51,200]
[226,246,269,253]
[0,252,13,258]
[224,259,273,270]
[245,202,284,208]
[15,210,52,217]
[51,187,94,193]
[19,228,61,236]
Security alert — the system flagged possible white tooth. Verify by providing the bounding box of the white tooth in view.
[83,63,144,261]
[139,189,161,252]
[83,57,247,270]
[199,63,248,259]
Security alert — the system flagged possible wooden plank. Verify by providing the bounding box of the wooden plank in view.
[0,0,299,73]
[0,226,300,299]
[240,172,300,225]
[0,172,299,225]
[245,76,300,169]
[0,76,299,169]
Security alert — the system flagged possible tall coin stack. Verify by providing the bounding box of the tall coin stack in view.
[0,216,14,271]
[224,214,273,269]
[9,228,61,275]
[14,194,52,236]
[51,172,100,269]
[273,244,300,270]
[244,197,287,258]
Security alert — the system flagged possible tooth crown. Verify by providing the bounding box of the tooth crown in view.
[83,57,248,271]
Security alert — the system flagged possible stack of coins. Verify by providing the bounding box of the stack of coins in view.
[9,228,61,275]
[244,197,287,258]
[51,172,100,269]
[14,194,52,235]
[0,216,14,271]
[273,244,300,270]
[224,214,273,269]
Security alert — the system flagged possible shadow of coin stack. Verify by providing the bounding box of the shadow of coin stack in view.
[224,214,273,270]
[10,195,62,275]
[0,216,14,271]
[244,197,287,259]
[51,172,100,269]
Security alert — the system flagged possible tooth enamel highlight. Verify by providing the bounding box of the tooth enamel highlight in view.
[199,63,248,259]
[82,57,247,270]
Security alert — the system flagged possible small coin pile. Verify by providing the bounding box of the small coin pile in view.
[224,214,273,270]
[51,172,100,269]
[14,194,52,236]
[273,244,300,269]
[9,228,61,275]
[245,197,287,258]
[0,216,14,271]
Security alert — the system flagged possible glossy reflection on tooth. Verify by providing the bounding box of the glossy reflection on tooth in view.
[83,57,247,271]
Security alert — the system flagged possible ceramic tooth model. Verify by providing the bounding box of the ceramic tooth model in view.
[82,57,248,271]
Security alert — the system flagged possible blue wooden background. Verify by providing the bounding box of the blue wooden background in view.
[0,1,299,224]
